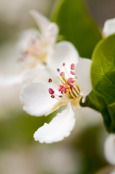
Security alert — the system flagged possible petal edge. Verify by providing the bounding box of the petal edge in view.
[34,103,75,143]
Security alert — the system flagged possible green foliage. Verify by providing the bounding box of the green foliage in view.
[51,0,102,58]
[91,34,115,132]
[73,126,107,174]
[80,91,100,111]
[0,110,56,149]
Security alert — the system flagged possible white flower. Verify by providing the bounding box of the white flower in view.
[0,10,73,87]
[104,134,115,165]
[103,18,115,37]
[18,10,58,67]
[20,47,92,143]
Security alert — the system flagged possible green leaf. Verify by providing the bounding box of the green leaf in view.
[91,36,115,86]
[95,71,115,104]
[91,34,115,132]
[80,91,100,112]
[51,0,102,58]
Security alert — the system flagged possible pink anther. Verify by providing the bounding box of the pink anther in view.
[60,72,65,77]
[51,95,55,98]
[71,63,75,70]
[70,71,75,75]
[67,78,75,84]
[48,88,54,94]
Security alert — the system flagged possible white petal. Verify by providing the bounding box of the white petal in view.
[75,58,92,98]
[45,23,58,45]
[18,29,40,53]
[30,10,58,44]
[20,83,57,117]
[0,74,23,87]
[47,41,79,74]
[103,18,115,37]
[30,10,50,33]
[34,103,75,143]
[104,134,115,165]
[23,64,52,83]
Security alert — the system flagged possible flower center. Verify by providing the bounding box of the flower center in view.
[19,37,49,67]
[48,63,82,108]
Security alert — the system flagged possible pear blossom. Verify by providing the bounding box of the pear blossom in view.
[104,134,115,165]
[0,10,75,87]
[103,18,115,37]
[17,10,58,68]
[20,49,92,143]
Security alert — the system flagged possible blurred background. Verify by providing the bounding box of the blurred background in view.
[0,0,115,174]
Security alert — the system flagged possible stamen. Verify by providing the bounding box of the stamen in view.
[48,78,52,82]
[67,78,75,84]
[59,85,68,94]
[57,76,65,85]
[70,71,75,75]
[72,88,79,97]
[60,72,65,77]
[59,95,63,98]
[49,62,81,107]
[57,68,60,72]
[74,83,80,93]
[71,63,75,70]
[69,90,76,98]
[51,95,55,98]
[48,88,54,94]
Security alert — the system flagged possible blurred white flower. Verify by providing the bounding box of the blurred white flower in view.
[0,42,22,115]
[20,45,92,143]
[0,10,78,90]
[103,18,115,37]
[18,10,58,68]
[104,134,115,165]
[0,10,59,87]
